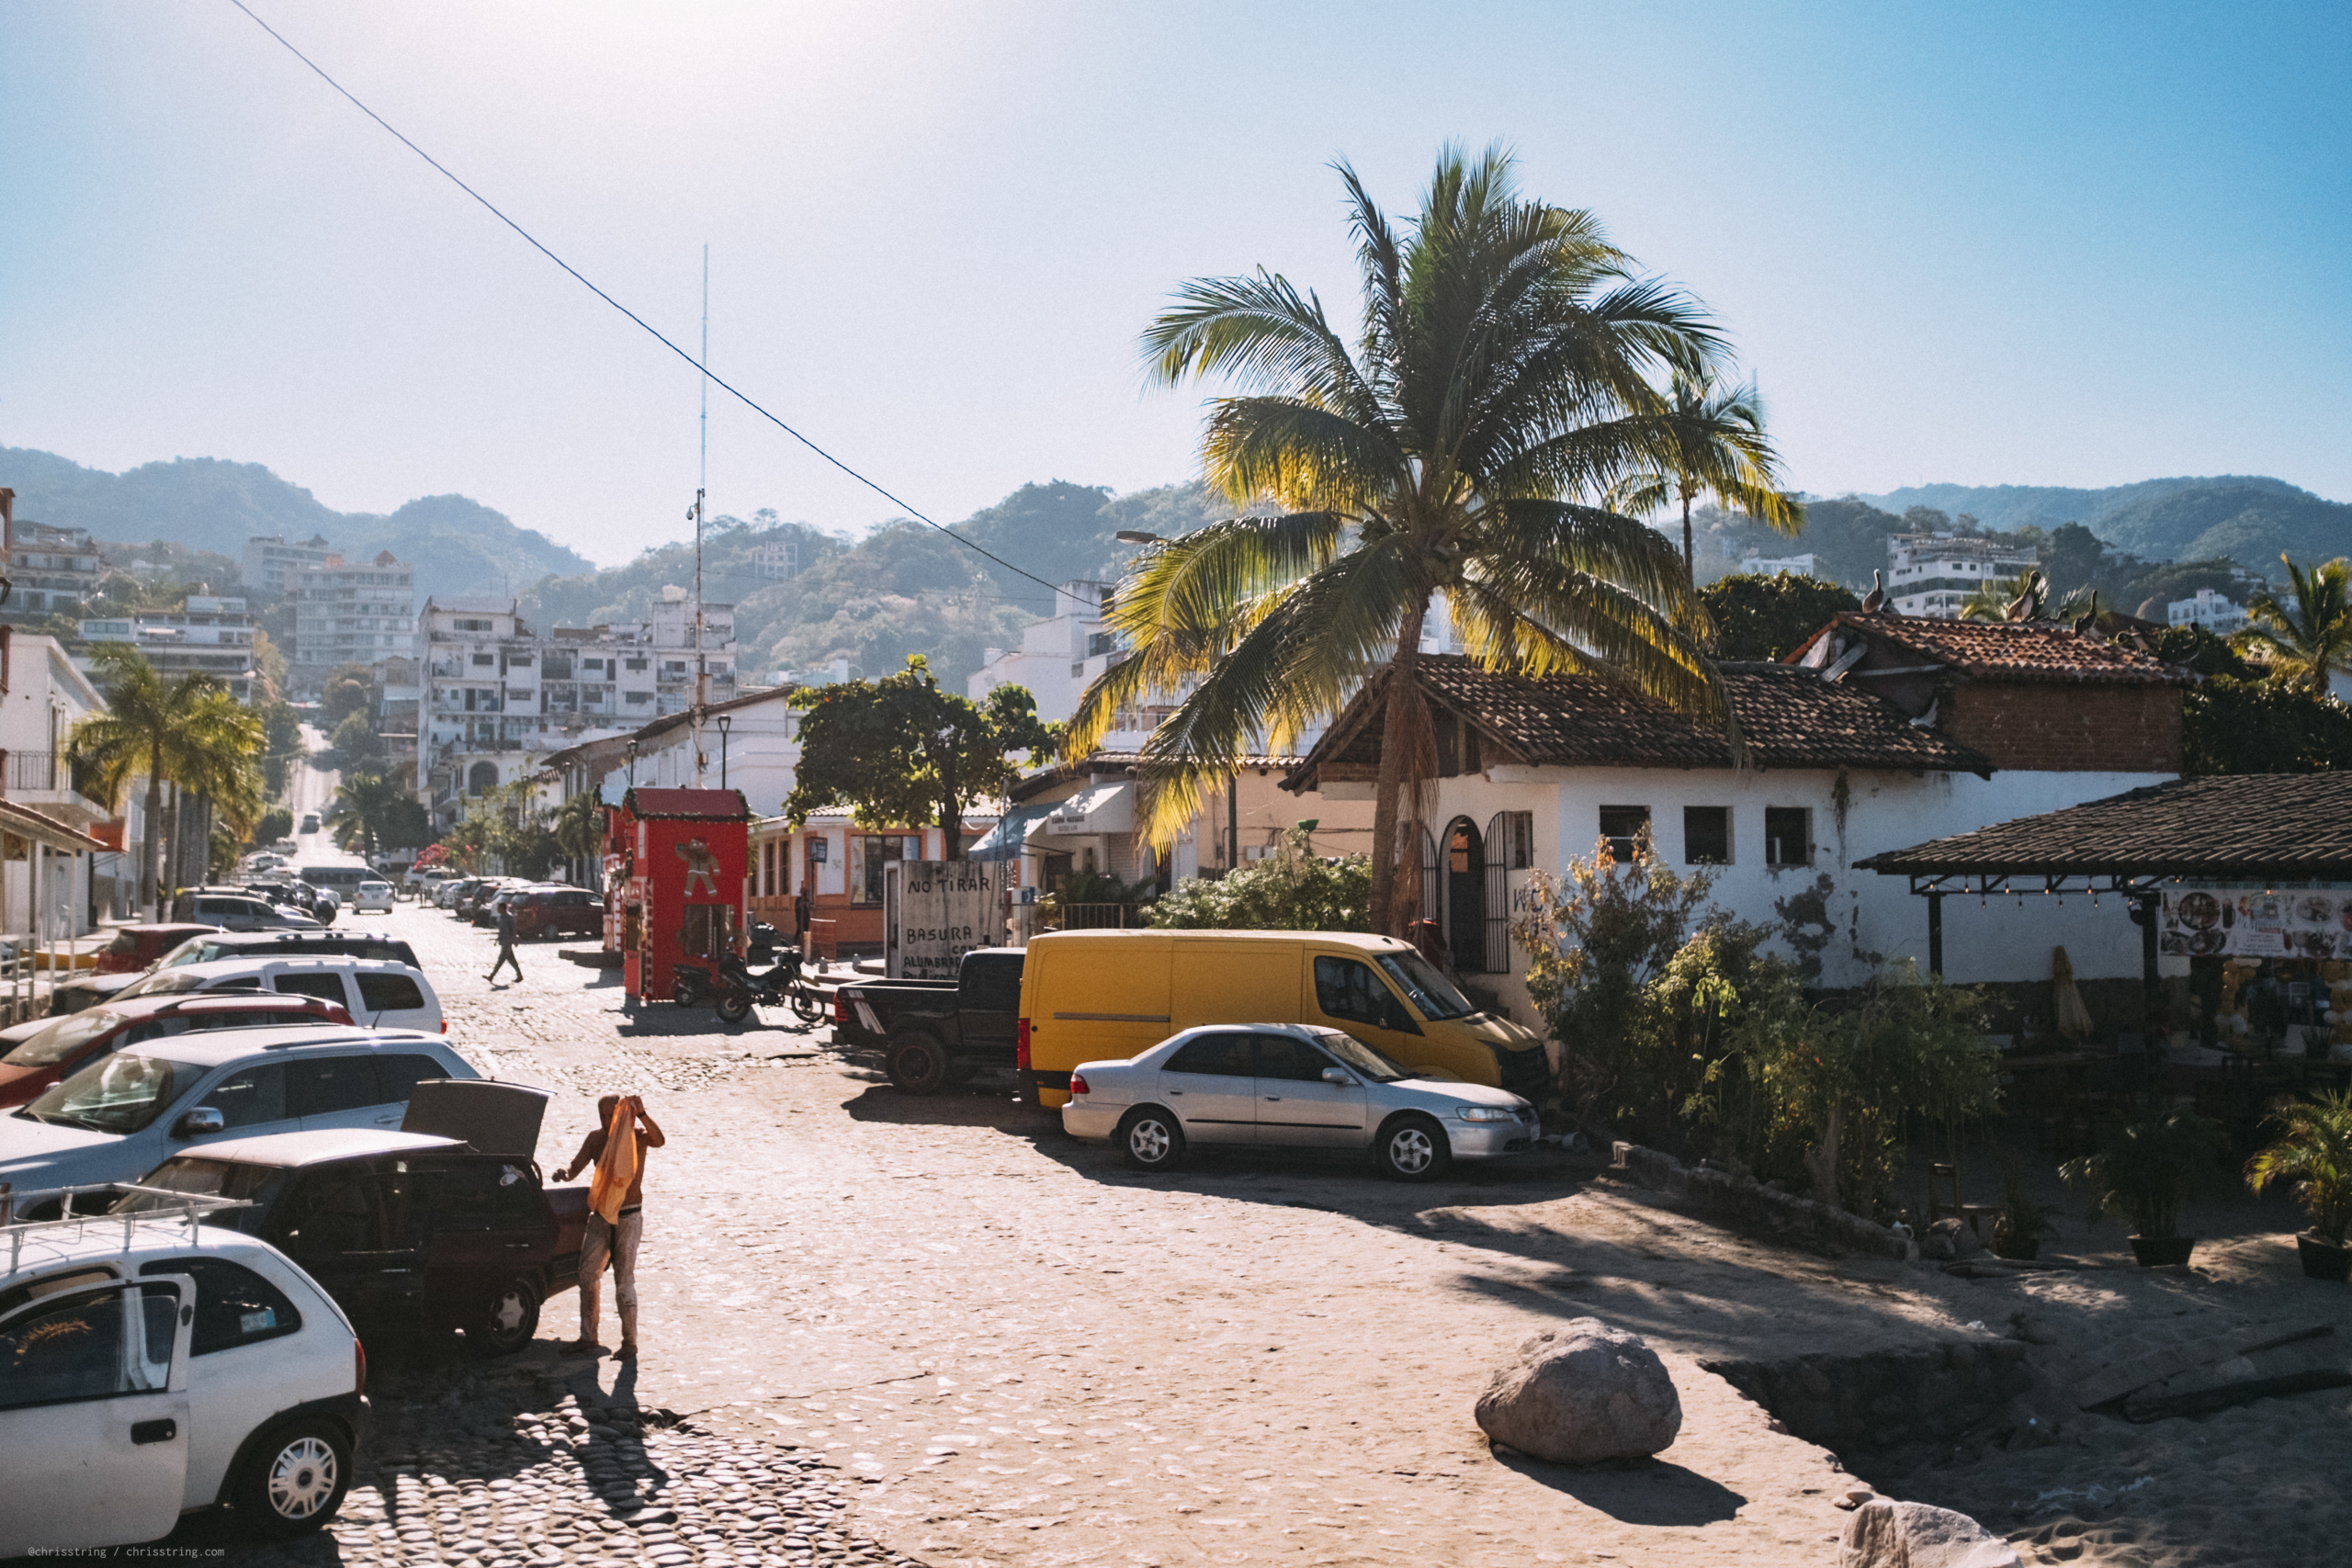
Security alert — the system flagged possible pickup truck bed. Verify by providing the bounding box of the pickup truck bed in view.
[834,950,1023,1095]
[831,977,956,1050]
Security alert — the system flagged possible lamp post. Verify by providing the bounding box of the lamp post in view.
[626,738,639,788]
[716,714,732,792]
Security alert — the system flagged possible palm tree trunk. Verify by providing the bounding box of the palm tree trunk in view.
[1681,493,1694,579]
[1367,594,1431,935]
[142,737,164,920]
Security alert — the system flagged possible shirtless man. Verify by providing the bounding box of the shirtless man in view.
[554,1093,666,1359]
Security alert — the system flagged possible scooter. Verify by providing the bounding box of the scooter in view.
[716,932,826,1026]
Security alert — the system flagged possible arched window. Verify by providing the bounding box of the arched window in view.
[468,761,500,795]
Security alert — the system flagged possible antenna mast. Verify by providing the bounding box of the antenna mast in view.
[693,243,709,787]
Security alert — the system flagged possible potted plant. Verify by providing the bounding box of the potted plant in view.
[1990,1163,2054,1261]
[2245,1089,2352,1281]
[2061,1105,2222,1266]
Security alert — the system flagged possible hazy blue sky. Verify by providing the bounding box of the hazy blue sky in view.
[4,2,2346,566]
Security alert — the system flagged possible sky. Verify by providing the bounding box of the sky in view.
[3,2,2346,569]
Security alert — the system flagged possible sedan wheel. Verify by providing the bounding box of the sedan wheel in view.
[235,1420,352,1539]
[1376,1114,1452,1181]
[1119,1108,1185,1172]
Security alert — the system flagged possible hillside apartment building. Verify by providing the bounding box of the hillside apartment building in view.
[1884,532,2041,618]
[291,550,418,677]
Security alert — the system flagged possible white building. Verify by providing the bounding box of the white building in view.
[242,534,336,598]
[0,632,119,932]
[1884,533,2041,619]
[5,520,101,617]
[418,593,739,829]
[2167,588,2248,635]
[78,596,260,703]
[1738,552,1818,577]
[1287,615,2189,1021]
[593,685,801,818]
[292,551,417,673]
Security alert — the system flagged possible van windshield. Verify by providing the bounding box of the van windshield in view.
[1375,952,1476,1021]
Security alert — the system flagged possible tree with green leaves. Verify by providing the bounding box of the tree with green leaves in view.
[1069,146,1776,931]
[784,657,1057,859]
[324,770,430,858]
[1699,573,1860,660]
[67,645,264,916]
[1606,368,1802,576]
[2234,556,2352,695]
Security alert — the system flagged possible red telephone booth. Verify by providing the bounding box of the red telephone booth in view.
[614,787,748,1003]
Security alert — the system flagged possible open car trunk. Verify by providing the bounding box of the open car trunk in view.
[401,1078,550,1159]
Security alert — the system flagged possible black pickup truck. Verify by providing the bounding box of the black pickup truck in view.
[832,949,1023,1094]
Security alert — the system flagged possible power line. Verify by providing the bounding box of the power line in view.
[222,0,1065,602]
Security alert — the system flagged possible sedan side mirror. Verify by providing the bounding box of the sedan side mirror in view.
[173,1107,225,1139]
[1321,1066,1358,1087]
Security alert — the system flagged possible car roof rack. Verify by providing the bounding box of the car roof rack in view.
[3,1185,254,1276]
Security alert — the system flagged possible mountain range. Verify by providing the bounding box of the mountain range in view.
[1858,476,2351,574]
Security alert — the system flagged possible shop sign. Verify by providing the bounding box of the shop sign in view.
[2159,886,2352,960]
[888,859,1014,978]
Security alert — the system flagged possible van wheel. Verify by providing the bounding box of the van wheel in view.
[1118,1108,1185,1172]
[1375,1114,1452,1181]
[467,1277,542,1357]
[234,1417,353,1539]
[887,1032,950,1095]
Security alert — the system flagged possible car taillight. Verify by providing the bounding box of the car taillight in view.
[355,1338,368,1397]
[1069,1072,1089,1096]
[1016,1018,1031,1070]
[832,992,849,1025]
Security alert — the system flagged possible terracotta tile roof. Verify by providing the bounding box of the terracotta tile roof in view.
[1858,772,2352,880]
[1794,612,2189,685]
[1293,655,1991,782]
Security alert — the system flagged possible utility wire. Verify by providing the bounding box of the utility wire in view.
[224,0,1066,601]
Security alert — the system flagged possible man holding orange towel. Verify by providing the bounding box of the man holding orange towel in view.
[555,1093,666,1359]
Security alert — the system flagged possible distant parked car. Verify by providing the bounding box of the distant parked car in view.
[352,881,394,915]
[0,1206,368,1551]
[49,929,420,1017]
[0,992,352,1108]
[95,923,221,976]
[167,891,321,933]
[118,957,443,1035]
[506,886,602,941]
[0,1026,478,1204]
[298,814,320,834]
[1061,1021,1540,1180]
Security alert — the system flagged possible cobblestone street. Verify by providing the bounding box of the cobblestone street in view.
[177,902,2014,1567]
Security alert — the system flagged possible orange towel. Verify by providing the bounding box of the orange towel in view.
[588,1098,641,1225]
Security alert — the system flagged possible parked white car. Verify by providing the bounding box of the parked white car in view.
[0,1027,478,1202]
[1061,1022,1540,1179]
[119,957,444,1034]
[351,881,395,915]
[0,1201,368,1551]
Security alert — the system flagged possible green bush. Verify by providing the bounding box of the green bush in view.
[1149,828,1370,932]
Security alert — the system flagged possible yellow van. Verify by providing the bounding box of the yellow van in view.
[1015,930,1549,1108]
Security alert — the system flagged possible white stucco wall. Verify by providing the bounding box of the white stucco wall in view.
[1419,764,2173,1021]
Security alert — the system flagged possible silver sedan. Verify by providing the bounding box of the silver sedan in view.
[1061,1022,1540,1180]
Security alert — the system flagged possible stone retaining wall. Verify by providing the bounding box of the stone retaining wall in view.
[1610,1141,1909,1258]
[1702,1341,2035,1460]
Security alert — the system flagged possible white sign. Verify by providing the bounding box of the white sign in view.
[888,860,1012,978]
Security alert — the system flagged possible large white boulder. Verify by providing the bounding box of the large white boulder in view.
[1839,1499,2021,1568]
[1473,1319,1682,1464]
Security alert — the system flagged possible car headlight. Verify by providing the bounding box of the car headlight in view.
[1456,1105,1517,1122]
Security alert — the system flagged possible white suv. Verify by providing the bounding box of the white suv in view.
[120,957,444,1034]
[0,1202,367,1551]
[0,1027,478,1201]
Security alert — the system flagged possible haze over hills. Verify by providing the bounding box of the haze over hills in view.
[1859,476,2352,575]
[0,446,594,601]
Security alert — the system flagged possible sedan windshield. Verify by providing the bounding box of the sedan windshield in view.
[2,1010,127,1068]
[1312,1029,1410,1082]
[1375,952,1476,1021]
[18,1053,187,1135]
[110,1156,286,1232]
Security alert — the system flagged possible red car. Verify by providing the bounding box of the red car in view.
[508,886,605,941]
[93,922,220,975]
[0,991,353,1108]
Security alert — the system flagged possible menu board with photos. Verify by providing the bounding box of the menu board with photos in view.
[2158,887,2352,960]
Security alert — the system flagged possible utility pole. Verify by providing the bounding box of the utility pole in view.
[692,243,710,787]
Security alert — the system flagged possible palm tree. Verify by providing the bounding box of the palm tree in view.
[2233,556,2352,695]
[68,646,263,916]
[1960,569,2048,623]
[323,770,407,858]
[1068,146,1759,931]
[553,788,606,884]
[1606,368,1803,576]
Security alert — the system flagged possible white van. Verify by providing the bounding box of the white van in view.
[119,958,444,1034]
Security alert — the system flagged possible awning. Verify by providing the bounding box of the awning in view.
[968,805,1054,863]
[0,800,106,854]
[1043,781,1136,835]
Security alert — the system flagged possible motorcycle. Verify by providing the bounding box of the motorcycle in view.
[716,931,825,1026]
[672,960,715,1008]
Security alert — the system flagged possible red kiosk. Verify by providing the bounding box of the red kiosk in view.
[611,787,748,1003]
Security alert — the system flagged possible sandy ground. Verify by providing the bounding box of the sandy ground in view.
[368,901,2352,1568]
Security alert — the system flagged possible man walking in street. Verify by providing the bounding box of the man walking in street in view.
[555,1093,665,1359]
[487,895,524,984]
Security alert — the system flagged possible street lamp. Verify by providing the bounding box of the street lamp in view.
[625,738,639,787]
[716,714,732,791]
[1114,530,1162,545]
